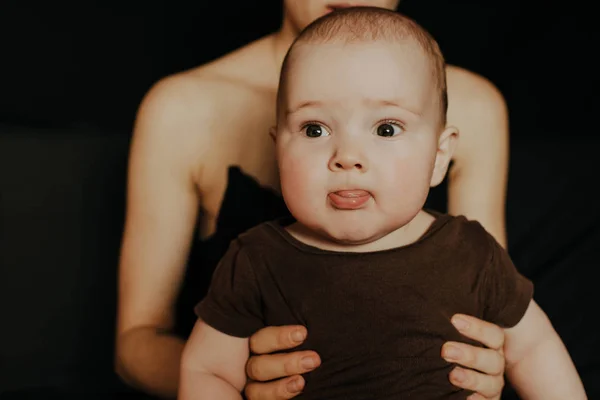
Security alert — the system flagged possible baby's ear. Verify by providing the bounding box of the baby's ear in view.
[269,126,277,142]
[430,125,459,187]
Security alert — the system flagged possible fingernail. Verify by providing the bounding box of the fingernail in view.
[443,344,462,361]
[287,376,302,393]
[451,368,466,384]
[451,316,469,332]
[291,329,306,343]
[301,356,316,369]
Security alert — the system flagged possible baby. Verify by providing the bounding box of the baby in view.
[179,7,586,399]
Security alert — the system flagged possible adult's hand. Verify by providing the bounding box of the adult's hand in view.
[442,314,506,400]
[245,325,321,400]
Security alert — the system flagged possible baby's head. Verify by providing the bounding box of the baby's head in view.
[273,6,458,245]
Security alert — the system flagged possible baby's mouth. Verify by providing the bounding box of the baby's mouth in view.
[328,190,371,210]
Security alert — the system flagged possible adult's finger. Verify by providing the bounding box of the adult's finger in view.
[245,375,305,400]
[250,325,307,355]
[449,366,504,399]
[442,341,504,376]
[246,351,320,382]
[450,314,505,350]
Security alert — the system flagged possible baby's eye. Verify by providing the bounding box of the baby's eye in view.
[304,124,330,138]
[376,122,403,137]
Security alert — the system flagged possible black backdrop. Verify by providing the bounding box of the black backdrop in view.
[2,1,597,137]
[1,1,599,398]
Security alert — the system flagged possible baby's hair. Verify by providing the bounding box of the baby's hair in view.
[277,6,448,125]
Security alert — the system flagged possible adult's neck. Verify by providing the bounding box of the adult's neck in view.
[271,16,299,71]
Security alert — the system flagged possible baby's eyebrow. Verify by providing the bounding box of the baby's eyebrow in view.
[286,100,325,116]
[361,98,422,118]
[286,97,422,119]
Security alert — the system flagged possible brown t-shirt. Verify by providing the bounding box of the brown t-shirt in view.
[196,213,533,399]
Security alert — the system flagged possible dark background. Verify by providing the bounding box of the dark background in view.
[1,1,599,399]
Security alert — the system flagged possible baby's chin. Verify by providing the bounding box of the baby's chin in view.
[314,223,392,248]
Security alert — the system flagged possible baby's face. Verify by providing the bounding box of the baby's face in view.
[276,41,447,245]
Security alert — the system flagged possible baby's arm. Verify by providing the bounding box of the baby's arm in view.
[504,299,586,399]
[179,319,249,400]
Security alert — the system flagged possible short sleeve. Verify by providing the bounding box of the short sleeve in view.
[195,240,264,338]
[479,235,534,328]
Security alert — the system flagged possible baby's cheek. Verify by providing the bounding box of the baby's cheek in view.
[282,174,306,198]
[385,159,433,203]
[280,157,323,217]
[282,150,319,183]
[280,159,303,193]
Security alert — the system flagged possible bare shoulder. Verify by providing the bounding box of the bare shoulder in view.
[193,34,278,84]
[132,42,276,173]
[445,65,507,122]
[136,33,277,137]
[445,65,509,167]
[131,73,229,180]
[136,69,256,138]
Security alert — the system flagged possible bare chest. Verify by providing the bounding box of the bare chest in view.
[197,108,280,237]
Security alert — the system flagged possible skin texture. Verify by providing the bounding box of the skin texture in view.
[277,41,455,251]
[116,2,511,399]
